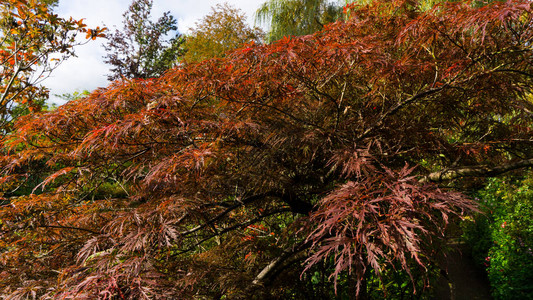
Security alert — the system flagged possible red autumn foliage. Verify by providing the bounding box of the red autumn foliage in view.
[1,0,533,298]
[304,165,470,294]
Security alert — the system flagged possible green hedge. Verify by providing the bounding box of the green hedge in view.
[463,176,533,300]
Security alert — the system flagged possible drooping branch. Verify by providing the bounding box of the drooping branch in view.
[424,157,533,182]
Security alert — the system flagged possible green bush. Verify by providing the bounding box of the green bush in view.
[463,176,533,300]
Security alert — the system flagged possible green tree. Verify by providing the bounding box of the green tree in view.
[103,0,185,80]
[54,89,91,102]
[256,0,342,43]
[183,3,263,63]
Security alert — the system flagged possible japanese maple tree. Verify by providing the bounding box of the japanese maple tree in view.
[1,0,533,298]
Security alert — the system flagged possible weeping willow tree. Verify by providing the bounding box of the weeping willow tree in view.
[255,0,343,43]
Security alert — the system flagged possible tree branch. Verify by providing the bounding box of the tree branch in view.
[252,240,311,286]
[423,157,533,182]
[38,224,100,235]
[174,207,291,256]
[357,85,446,141]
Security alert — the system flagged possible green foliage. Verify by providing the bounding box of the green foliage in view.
[366,264,440,299]
[183,3,263,63]
[463,176,533,299]
[256,0,343,43]
[281,258,440,299]
[54,89,90,102]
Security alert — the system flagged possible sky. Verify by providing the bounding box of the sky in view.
[42,0,266,104]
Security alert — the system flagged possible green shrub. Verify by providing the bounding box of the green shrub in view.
[463,176,533,300]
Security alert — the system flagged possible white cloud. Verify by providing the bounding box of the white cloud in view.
[43,0,266,105]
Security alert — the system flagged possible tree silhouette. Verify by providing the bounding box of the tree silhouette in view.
[103,0,185,81]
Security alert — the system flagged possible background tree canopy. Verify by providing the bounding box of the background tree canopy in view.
[103,0,185,81]
[0,0,532,299]
[256,0,342,43]
[183,3,264,63]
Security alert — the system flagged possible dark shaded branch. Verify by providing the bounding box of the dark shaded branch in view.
[180,191,312,238]
[179,192,279,237]
[38,224,100,235]
[281,192,314,215]
[252,240,311,286]
[175,207,291,256]
[423,157,533,182]
[357,85,446,141]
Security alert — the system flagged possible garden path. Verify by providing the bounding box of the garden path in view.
[434,243,492,300]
